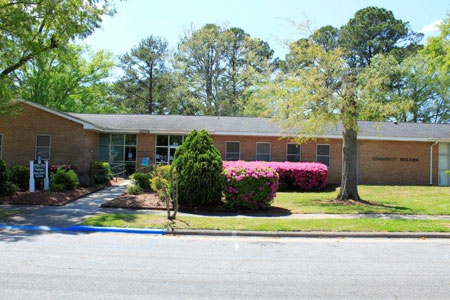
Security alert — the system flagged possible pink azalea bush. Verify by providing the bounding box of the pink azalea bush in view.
[223,161,279,210]
[266,162,328,191]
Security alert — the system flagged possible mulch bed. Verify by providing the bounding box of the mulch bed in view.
[0,186,103,206]
[101,192,169,210]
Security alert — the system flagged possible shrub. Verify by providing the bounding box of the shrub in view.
[127,183,143,195]
[130,172,151,190]
[92,161,112,184]
[0,159,9,187]
[266,162,328,191]
[9,165,29,191]
[223,161,278,210]
[50,168,79,191]
[150,165,171,200]
[171,129,224,207]
[50,183,66,192]
[50,164,76,174]
[1,181,18,196]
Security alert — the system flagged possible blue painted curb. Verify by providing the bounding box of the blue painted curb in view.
[0,224,166,235]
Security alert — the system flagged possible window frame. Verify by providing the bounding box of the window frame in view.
[286,143,301,162]
[225,141,241,161]
[256,142,271,161]
[316,144,330,167]
[155,135,186,164]
[35,134,51,160]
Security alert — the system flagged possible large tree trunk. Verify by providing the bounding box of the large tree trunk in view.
[337,126,360,201]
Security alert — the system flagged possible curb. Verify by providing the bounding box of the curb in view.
[165,229,450,239]
[0,224,165,235]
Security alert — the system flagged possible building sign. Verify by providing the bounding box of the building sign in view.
[33,162,46,178]
[141,157,149,167]
[372,157,419,162]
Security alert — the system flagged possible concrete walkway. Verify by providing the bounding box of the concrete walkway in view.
[1,181,129,227]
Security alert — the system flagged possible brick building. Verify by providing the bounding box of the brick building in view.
[1,101,449,185]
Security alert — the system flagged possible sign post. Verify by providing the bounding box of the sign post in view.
[29,160,35,193]
[44,160,49,191]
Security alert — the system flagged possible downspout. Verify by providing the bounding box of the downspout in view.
[430,141,438,185]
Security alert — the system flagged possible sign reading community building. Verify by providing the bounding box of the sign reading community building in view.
[372,157,419,162]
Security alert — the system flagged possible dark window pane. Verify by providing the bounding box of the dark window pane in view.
[226,153,240,161]
[256,154,270,161]
[36,147,50,160]
[125,135,137,145]
[170,135,183,146]
[317,156,330,166]
[111,134,124,145]
[36,136,50,147]
[287,144,300,155]
[257,143,270,154]
[226,142,240,153]
[287,155,300,162]
[125,162,136,176]
[99,134,110,145]
[125,146,136,161]
[110,146,124,162]
[99,145,109,161]
[317,145,330,156]
[156,147,168,164]
[110,163,124,176]
[169,148,177,163]
[157,135,168,146]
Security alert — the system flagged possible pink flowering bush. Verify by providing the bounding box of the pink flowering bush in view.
[223,161,279,210]
[266,162,328,191]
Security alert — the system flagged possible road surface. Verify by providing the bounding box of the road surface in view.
[1,230,449,299]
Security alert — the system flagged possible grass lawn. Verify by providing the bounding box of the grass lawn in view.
[83,213,450,232]
[0,209,19,219]
[273,185,450,215]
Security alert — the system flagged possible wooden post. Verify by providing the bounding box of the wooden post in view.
[29,160,35,193]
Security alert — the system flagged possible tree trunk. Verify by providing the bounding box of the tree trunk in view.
[336,126,360,201]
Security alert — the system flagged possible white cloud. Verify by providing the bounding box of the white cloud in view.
[421,20,443,34]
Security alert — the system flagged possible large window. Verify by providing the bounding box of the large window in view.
[316,144,330,166]
[256,142,271,161]
[225,141,240,161]
[35,135,51,160]
[156,135,186,164]
[286,143,301,162]
[99,134,137,176]
[438,143,450,186]
[0,134,2,158]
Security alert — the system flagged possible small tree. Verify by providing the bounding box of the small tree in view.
[171,129,224,207]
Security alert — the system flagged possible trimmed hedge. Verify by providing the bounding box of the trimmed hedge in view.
[50,168,79,191]
[92,162,112,184]
[130,172,150,190]
[266,162,328,191]
[171,130,224,207]
[9,165,29,191]
[223,161,279,210]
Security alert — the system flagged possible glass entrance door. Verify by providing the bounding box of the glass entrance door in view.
[99,134,137,176]
[438,143,450,186]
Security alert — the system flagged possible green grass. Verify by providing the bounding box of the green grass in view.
[0,209,19,219]
[83,213,450,232]
[273,185,450,215]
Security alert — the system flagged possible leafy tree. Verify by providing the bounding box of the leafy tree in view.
[115,36,174,114]
[339,6,422,67]
[171,130,224,207]
[174,24,274,116]
[311,25,339,52]
[0,0,114,112]
[421,15,450,73]
[15,44,120,113]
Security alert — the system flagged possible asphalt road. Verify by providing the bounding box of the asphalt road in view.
[1,231,449,299]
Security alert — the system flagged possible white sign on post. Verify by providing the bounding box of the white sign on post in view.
[29,158,50,193]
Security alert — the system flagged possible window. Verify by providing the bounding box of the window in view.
[256,142,271,161]
[316,144,330,166]
[286,143,301,162]
[225,141,240,161]
[438,143,450,186]
[35,135,51,160]
[156,135,186,164]
[98,134,137,176]
[0,134,2,158]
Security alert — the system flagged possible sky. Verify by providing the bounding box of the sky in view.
[84,0,449,64]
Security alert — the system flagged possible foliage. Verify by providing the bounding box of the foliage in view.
[130,172,151,190]
[175,24,275,116]
[50,164,76,174]
[0,159,9,188]
[115,36,174,114]
[16,44,120,113]
[421,15,450,73]
[1,181,18,196]
[9,165,29,191]
[150,165,171,200]
[127,183,143,195]
[223,161,278,210]
[92,162,113,184]
[0,0,114,112]
[171,130,224,207]
[50,168,79,191]
[266,162,328,191]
